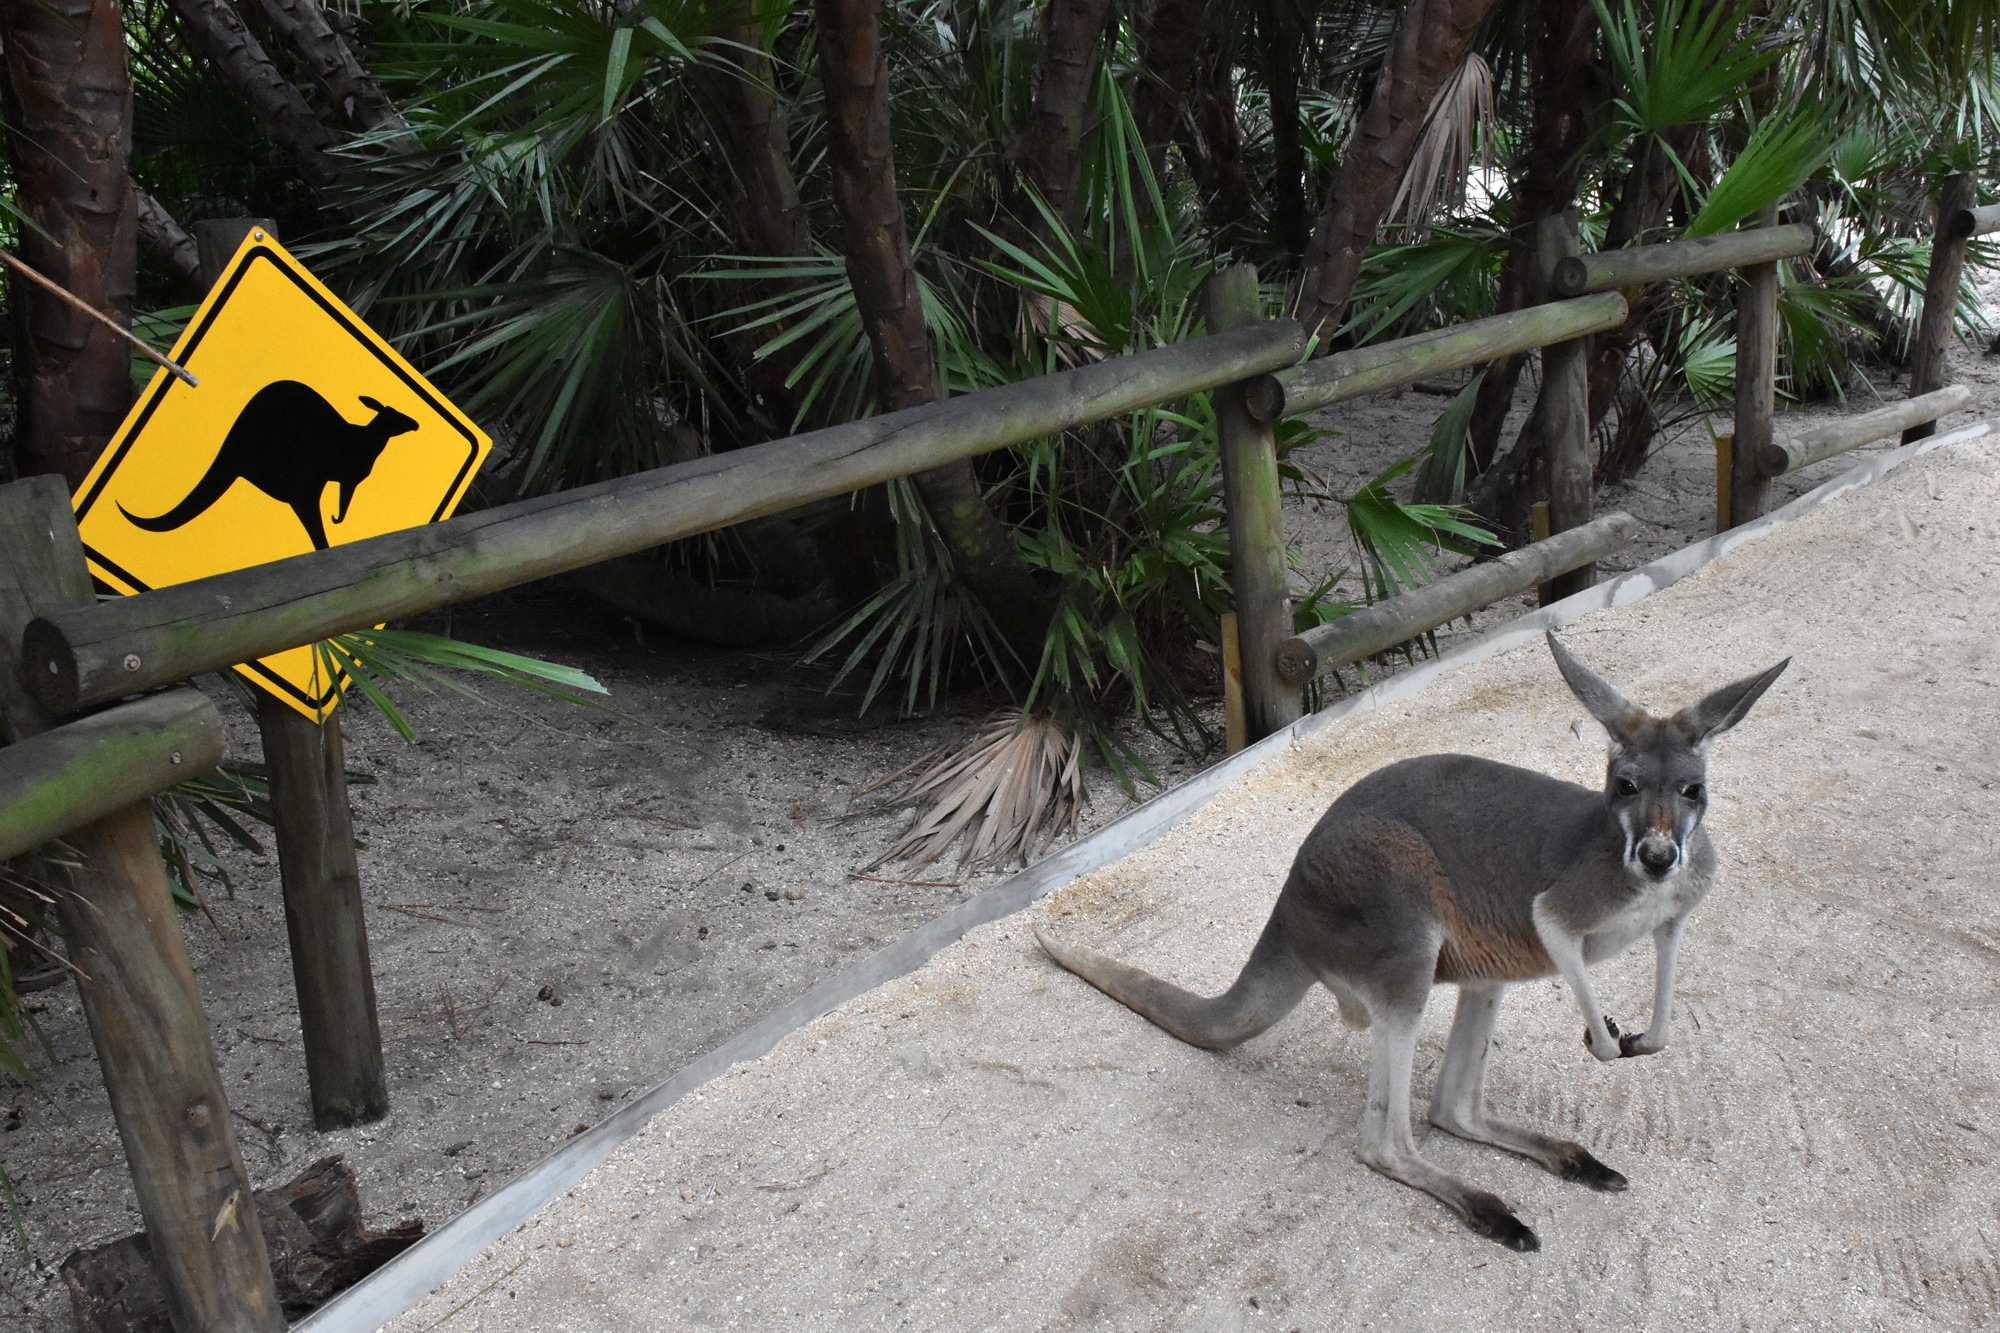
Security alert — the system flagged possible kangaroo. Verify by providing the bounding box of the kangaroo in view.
[121,380,419,551]
[1035,633,1787,1251]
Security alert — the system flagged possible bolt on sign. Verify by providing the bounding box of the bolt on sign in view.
[72,229,491,721]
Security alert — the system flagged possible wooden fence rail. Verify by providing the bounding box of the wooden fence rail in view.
[1753,385,1972,478]
[1949,202,2000,239]
[1244,292,1628,421]
[1550,223,1817,297]
[24,322,1307,717]
[1274,513,1641,684]
[0,689,222,863]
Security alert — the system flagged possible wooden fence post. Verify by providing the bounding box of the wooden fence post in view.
[1905,172,1979,443]
[1205,264,1300,741]
[0,476,285,1333]
[1539,211,1593,603]
[257,694,387,1125]
[198,219,388,1129]
[1729,205,1781,527]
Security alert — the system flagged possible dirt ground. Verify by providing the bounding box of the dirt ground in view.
[380,427,2000,1333]
[3,299,1998,1329]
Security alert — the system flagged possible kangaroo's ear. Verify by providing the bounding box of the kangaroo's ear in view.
[1673,658,1789,749]
[1546,632,1645,746]
[359,395,383,411]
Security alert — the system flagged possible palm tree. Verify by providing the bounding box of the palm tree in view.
[2,0,139,488]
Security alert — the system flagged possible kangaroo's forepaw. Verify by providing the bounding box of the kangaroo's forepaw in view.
[1461,1190,1540,1252]
[1554,1143,1629,1193]
[1583,1016,1623,1062]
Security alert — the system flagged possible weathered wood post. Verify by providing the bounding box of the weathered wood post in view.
[197,219,388,1129]
[1539,211,1593,603]
[1205,264,1300,743]
[1904,172,1979,443]
[1728,205,1781,527]
[0,477,285,1333]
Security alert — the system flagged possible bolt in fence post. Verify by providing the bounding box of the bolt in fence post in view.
[1539,211,1593,603]
[1905,172,1978,443]
[1204,264,1300,741]
[1730,205,1781,527]
[0,476,285,1332]
[199,219,388,1129]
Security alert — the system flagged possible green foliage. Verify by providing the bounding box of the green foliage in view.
[1594,0,1780,136]
[1688,110,1835,236]
[316,629,609,743]
[1414,374,1485,505]
[1342,226,1504,344]
[153,762,277,911]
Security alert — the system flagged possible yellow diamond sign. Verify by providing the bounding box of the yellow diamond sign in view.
[73,230,491,720]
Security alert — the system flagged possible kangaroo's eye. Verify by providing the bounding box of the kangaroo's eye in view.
[1681,783,1705,802]
[1613,777,1639,796]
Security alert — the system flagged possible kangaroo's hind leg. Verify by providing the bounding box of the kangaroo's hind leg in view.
[1349,978,1541,1251]
[1336,948,1536,1248]
[1428,983,1627,1192]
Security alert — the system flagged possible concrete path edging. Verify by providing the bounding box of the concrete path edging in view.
[297,419,1992,1333]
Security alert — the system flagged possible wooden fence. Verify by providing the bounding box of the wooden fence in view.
[0,175,1984,1328]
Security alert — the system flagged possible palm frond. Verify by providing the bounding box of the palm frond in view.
[859,710,1084,869]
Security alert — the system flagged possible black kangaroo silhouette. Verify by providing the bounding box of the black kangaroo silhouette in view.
[121,380,420,551]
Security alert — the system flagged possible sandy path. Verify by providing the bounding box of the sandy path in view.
[364,434,2000,1331]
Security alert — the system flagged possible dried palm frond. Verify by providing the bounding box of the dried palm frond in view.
[858,710,1085,870]
[1385,52,1495,235]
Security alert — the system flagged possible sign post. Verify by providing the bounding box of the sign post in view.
[75,220,490,1128]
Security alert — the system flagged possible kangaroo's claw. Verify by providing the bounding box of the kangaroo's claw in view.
[1461,1190,1540,1252]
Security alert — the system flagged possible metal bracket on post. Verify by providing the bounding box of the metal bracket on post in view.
[198,219,388,1130]
[0,476,285,1333]
[1714,434,1735,533]
[1205,264,1301,742]
[1538,211,1593,604]
[1906,172,1978,444]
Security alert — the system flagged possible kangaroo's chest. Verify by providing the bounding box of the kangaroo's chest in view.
[1579,863,1713,964]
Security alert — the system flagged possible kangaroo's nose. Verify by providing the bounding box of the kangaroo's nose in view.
[1637,840,1678,876]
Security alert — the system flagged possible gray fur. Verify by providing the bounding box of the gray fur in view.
[1035,634,1787,1251]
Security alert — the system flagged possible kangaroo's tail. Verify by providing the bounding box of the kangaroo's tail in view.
[119,458,239,533]
[1033,915,1316,1051]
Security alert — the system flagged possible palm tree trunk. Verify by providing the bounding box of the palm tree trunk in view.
[1469,123,1694,538]
[1186,39,1259,252]
[1295,0,1497,342]
[136,188,204,294]
[1131,0,1212,180]
[167,0,340,188]
[250,0,411,139]
[710,0,818,437]
[1021,0,1117,228]
[1465,0,1600,469]
[1,0,139,488]
[1260,9,1309,258]
[1585,126,1697,479]
[814,0,1052,661]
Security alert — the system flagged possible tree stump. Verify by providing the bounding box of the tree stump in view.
[60,1155,423,1331]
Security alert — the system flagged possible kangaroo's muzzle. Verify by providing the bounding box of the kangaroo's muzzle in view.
[1633,832,1680,879]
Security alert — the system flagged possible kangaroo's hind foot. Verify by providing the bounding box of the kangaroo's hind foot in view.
[1359,1008,1541,1251]
[1429,984,1627,1194]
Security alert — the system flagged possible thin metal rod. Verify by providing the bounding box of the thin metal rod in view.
[0,248,198,387]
